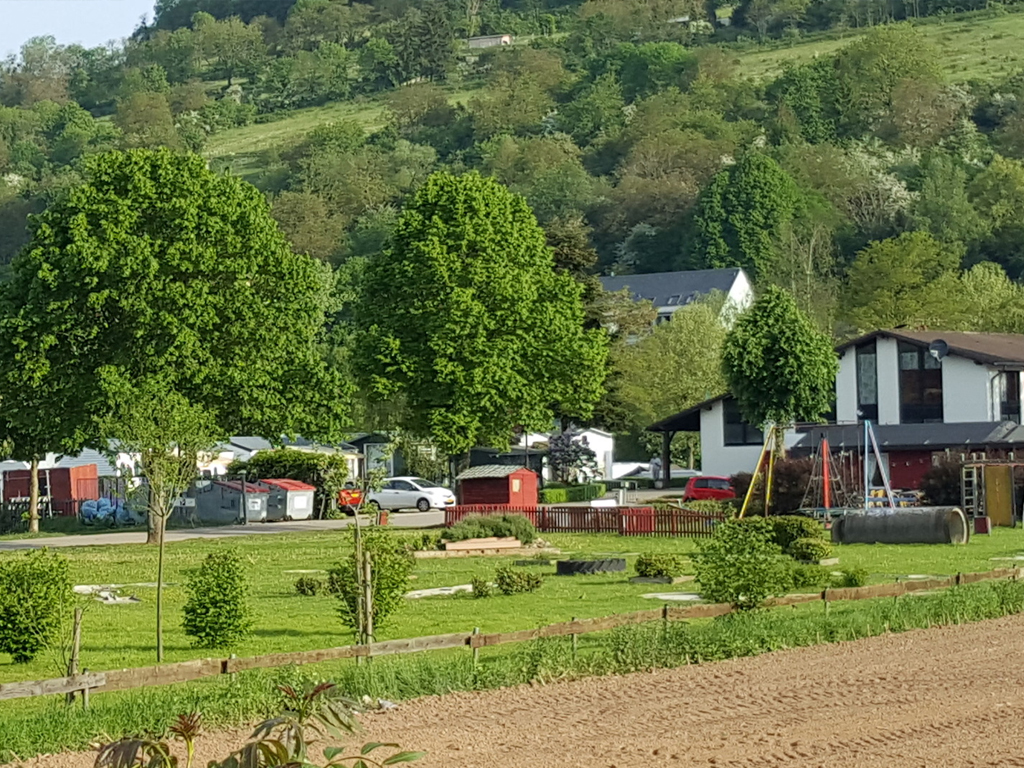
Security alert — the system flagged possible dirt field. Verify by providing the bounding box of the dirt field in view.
[20,614,1024,767]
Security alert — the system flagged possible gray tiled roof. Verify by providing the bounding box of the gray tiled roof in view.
[600,268,741,308]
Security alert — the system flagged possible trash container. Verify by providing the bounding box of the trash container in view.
[378,510,389,526]
[974,515,992,535]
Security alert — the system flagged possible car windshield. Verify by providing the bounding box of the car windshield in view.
[411,478,442,488]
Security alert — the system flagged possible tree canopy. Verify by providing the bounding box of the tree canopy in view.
[0,148,348,462]
[357,170,608,455]
[722,285,837,429]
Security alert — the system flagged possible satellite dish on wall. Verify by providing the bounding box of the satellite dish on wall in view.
[929,339,949,362]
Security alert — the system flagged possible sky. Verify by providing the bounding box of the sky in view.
[1,0,156,58]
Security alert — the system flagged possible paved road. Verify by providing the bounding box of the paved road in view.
[0,510,444,551]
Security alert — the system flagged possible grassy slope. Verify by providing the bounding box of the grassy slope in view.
[0,526,1022,683]
[202,10,1024,181]
[732,9,1024,81]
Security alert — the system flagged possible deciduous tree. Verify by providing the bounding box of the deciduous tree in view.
[0,148,348,659]
[357,171,608,455]
[721,285,837,431]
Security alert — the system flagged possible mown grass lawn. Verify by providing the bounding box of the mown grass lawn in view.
[731,8,1024,81]
[0,524,1022,685]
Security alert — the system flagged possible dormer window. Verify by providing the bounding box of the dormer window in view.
[665,295,681,305]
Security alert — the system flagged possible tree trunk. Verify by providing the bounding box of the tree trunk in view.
[28,456,40,534]
[156,507,166,662]
[147,502,163,545]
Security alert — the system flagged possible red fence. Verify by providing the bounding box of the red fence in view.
[445,505,725,538]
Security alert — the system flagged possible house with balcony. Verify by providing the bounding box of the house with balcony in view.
[648,330,1024,489]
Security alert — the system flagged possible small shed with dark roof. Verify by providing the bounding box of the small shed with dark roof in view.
[193,479,271,524]
[456,465,538,506]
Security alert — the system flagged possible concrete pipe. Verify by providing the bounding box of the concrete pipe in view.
[831,507,970,545]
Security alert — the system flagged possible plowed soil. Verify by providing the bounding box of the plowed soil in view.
[19,614,1024,768]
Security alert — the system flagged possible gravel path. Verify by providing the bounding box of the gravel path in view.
[19,613,1024,767]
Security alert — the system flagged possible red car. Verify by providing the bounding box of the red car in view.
[682,476,736,502]
[338,484,363,513]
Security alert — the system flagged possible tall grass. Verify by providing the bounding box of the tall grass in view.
[4,580,1024,762]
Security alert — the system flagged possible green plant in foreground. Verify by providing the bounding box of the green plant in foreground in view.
[96,711,202,768]
[787,537,833,563]
[182,550,253,649]
[470,576,492,599]
[0,548,73,663]
[494,566,543,595]
[695,517,790,609]
[635,553,687,578]
[833,567,869,588]
[328,528,415,634]
[295,576,325,597]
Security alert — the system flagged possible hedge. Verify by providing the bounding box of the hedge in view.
[539,483,607,504]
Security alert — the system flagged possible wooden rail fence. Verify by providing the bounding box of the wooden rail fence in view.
[446,505,727,537]
[1,566,1018,704]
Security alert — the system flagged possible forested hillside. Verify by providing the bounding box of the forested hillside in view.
[6,0,1024,453]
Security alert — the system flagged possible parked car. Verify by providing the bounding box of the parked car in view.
[682,475,736,502]
[366,477,456,512]
[338,483,363,513]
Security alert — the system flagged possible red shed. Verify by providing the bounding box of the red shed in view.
[456,465,538,506]
[2,464,99,516]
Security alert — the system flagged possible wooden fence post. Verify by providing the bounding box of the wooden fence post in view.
[363,553,374,656]
[472,627,480,667]
[571,617,578,658]
[81,667,90,710]
[66,608,82,707]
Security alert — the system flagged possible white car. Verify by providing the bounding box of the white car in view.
[366,477,456,512]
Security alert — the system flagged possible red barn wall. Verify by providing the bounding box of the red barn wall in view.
[460,478,511,505]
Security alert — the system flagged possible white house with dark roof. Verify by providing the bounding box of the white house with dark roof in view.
[648,330,1024,489]
[599,268,753,325]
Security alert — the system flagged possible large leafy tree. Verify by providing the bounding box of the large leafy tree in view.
[844,231,960,331]
[722,285,837,431]
[0,148,347,659]
[357,171,608,456]
[692,153,803,279]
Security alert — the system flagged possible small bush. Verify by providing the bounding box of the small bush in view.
[414,532,443,551]
[770,516,826,551]
[919,456,963,505]
[538,483,606,504]
[445,514,537,545]
[470,576,492,599]
[833,567,869,588]
[494,566,543,595]
[328,529,415,633]
[682,499,735,516]
[787,537,833,563]
[635,553,687,578]
[294,576,323,596]
[789,563,832,589]
[0,549,73,663]
[182,550,253,649]
[694,517,790,610]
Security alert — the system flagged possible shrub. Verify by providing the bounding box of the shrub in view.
[635,553,687,578]
[328,529,415,633]
[694,517,790,610]
[538,483,606,504]
[494,566,543,595]
[470,576,492,599]
[182,550,253,649]
[833,567,869,588]
[445,514,537,545]
[0,549,73,663]
[730,458,816,514]
[294,576,323,596]
[682,499,735,516]
[770,516,826,551]
[414,532,443,551]
[787,537,833,563]
[789,563,832,589]
[919,455,963,505]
